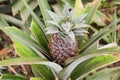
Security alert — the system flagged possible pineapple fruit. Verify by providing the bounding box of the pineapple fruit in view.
[46,4,89,65]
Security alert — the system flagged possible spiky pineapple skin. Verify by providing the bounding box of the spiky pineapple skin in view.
[49,34,78,65]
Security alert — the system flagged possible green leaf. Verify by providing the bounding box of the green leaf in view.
[0,14,24,27]
[12,0,38,22]
[73,23,90,29]
[50,3,63,16]
[20,0,38,21]
[70,54,120,80]
[88,67,120,80]
[37,0,51,27]
[12,0,29,16]
[0,57,62,74]
[81,45,119,56]
[80,20,120,53]
[47,10,60,22]
[21,0,47,40]
[0,26,53,80]
[0,57,62,80]
[31,65,54,80]
[112,11,117,43]
[0,0,7,2]
[0,57,47,66]
[1,74,28,80]
[30,19,49,55]
[21,0,49,51]
[93,11,109,26]
[30,77,43,80]
[74,0,84,18]
[114,0,120,5]
[46,21,60,27]
[0,58,54,80]
[98,43,117,50]
[0,16,9,27]
[81,41,98,53]
[61,0,75,7]
[62,4,69,16]
[0,27,50,80]
[1,27,48,58]
[60,53,105,80]
[84,0,102,24]
[45,26,59,34]
[31,62,62,79]
[61,22,72,32]
[14,40,38,57]
[74,14,87,24]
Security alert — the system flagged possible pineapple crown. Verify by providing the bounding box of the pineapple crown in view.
[45,4,89,42]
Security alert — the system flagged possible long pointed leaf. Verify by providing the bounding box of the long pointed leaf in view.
[88,67,120,80]
[31,65,54,80]
[80,20,120,53]
[0,57,47,67]
[21,0,48,43]
[0,57,54,80]
[12,0,29,16]
[0,26,54,80]
[21,0,45,29]
[1,74,28,80]
[20,0,38,21]
[74,0,84,18]
[0,14,24,27]
[0,16,9,27]
[0,27,48,58]
[0,57,62,79]
[14,40,39,57]
[71,53,120,80]
[30,77,43,80]
[30,19,49,55]
[37,0,51,27]
[84,0,102,24]
[60,53,105,80]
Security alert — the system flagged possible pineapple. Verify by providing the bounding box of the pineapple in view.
[46,4,89,65]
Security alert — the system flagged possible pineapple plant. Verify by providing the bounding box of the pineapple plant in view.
[0,0,120,80]
[46,4,89,65]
